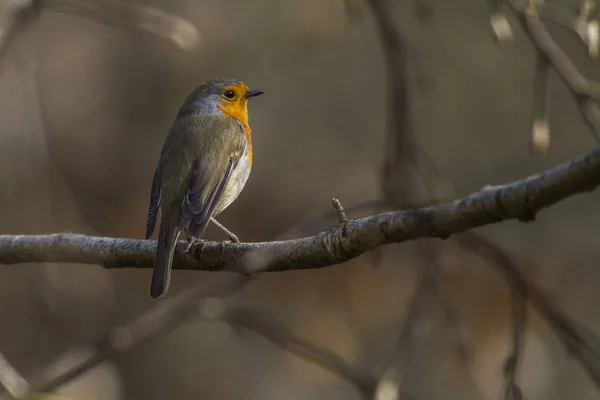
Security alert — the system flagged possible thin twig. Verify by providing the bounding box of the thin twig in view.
[490,3,514,46]
[425,245,472,362]
[48,0,200,50]
[0,144,599,270]
[505,0,600,142]
[274,199,388,240]
[363,0,417,274]
[0,0,41,70]
[0,352,29,399]
[30,272,250,393]
[31,262,384,399]
[502,285,527,400]
[456,233,600,393]
[214,303,378,399]
[375,276,434,400]
[540,1,598,58]
[365,0,416,207]
[332,198,348,224]
[530,53,551,154]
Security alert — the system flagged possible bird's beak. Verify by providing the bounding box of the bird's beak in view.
[244,89,265,99]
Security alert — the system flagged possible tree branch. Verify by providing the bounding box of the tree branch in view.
[29,273,385,398]
[0,351,29,399]
[49,0,200,50]
[217,304,378,399]
[366,0,416,206]
[375,275,434,400]
[30,272,250,393]
[505,0,600,142]
[456,232,600,392]
[0,145,599,271]
[502,281,527,400]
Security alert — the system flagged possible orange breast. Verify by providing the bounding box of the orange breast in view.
[240,122,252,165]
[218,103,253,165]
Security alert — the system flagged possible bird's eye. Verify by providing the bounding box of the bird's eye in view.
[223,90,235,100]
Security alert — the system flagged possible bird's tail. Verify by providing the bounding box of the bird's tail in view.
[150,223,181,299]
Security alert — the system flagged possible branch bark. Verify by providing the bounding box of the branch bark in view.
[0,145,599,271]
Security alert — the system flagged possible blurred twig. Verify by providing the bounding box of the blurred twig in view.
[30,272,250,393]
[0,0,200,63]
[363,0,418,272]
[503,0,600,143]
[1,144,599,269]
[214,303,379,399]
[412,0,434,24]
[537,0,599,58]
[502,280,527,400]
[490,0,514,46]
[530,53,551,154]
[365,0,416,207]
[356,0,600,396]
[0,0,41,67]
[362,1,468,385]
[375,276,434,400]
[30,266,385,399]
[366,0,471,378]
[423,243,472,362]
[269,0,600,398]
[456,232,600,393]
[47,0,200,50]
[0,352,29,399]
[274,199,388,239]
[3,1,600,399]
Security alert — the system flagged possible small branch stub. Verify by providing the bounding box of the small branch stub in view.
[530,120,551,154]
[0,352,30,399]
[574,0,599,59]
[375,377,400,400]
[525,0,542,16]
[332,198,348,224]
[530,54,551,154]
[586,20,599,58]
[579,0,596,21]
[491,12,514,45]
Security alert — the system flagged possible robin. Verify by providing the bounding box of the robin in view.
[145,78,265,298]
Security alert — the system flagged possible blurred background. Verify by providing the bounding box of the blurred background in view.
[0,0,599,399]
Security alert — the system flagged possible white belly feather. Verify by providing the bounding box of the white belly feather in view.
[214,151,251,215]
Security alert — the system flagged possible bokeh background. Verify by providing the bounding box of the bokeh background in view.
[1,0,599,399]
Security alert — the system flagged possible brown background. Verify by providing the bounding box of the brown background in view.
[0,0,599,399]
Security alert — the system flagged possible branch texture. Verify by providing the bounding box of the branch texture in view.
[0,145,599,271]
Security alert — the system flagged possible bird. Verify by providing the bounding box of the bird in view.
[145,78,264,299]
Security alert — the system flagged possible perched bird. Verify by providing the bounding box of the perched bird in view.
[145,78,265,298]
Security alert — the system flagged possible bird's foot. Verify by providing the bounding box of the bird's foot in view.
[217,239,235,249]
[185,236,206,253]
[226,233,240,243]
[210,217,240,243]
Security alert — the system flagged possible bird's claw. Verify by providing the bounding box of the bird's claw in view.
[218,239,234,248]
[185,234,237,253]
[185,237,205,253]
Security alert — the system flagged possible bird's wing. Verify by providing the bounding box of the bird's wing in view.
[178,116,247,237]
[145,167,162,239]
